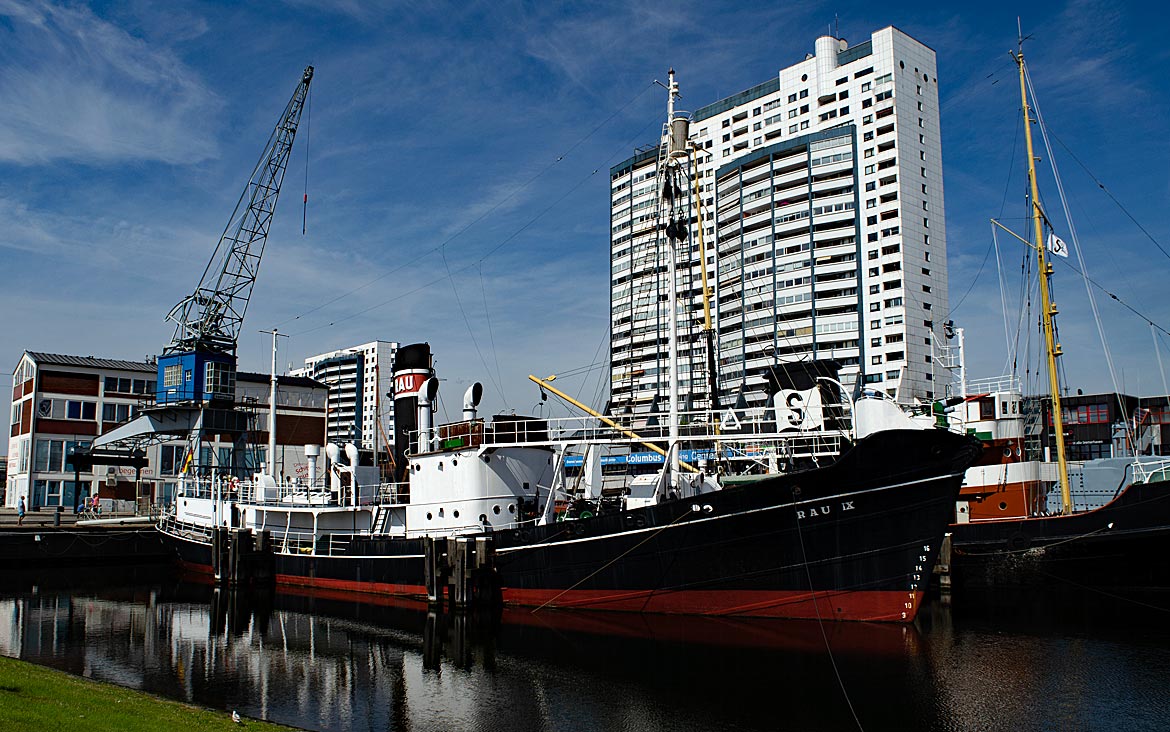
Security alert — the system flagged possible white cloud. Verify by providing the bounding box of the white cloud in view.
[0,0,220,165]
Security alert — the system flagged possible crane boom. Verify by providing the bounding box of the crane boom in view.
[156,65,313,406]
[164,65,314,356]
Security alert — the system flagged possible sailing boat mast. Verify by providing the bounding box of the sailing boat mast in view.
[1014,49,1073,513]
[660,69,689,487]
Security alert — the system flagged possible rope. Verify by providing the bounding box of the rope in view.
[529,505,698,613]
[791,484,864,732]
[957,521,1114,556]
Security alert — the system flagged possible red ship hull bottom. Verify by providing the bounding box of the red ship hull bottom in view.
[178,559,923,622]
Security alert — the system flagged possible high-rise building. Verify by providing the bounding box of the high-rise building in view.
[291,341,398,452]
[610,27,947,416]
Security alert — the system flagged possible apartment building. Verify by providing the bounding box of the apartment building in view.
[6,351,327,511]
[610,27,947,415]
[291,341,398,452]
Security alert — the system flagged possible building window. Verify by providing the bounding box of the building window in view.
[164,364,181,388]
[101,403,134,423]
[204,362,236,398]
[872,355,883,365]
[33,439,90,473]
[43,399,96,421]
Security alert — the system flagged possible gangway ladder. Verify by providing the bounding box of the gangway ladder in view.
[371,504,393,535]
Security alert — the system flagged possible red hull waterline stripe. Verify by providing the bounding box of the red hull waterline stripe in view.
[177,560,922,622]
[504,588,925,622]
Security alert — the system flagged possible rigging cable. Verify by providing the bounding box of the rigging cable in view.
[275,82,657,330]
[289,111,667,338]
[1047,132,1170,264]
[479,263,507,406]
[1027,64,1135,447]
[440,247,508,405]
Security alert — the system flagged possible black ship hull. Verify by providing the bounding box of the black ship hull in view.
[950,476,1170,589]
[166,428,980,622]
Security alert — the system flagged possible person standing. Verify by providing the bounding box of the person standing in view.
[17,497,26,526]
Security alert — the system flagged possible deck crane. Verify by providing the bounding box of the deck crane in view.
[156,65,314,406]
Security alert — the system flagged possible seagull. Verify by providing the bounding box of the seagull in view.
[232,710,242,724]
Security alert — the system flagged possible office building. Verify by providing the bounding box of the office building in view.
[6,351,327,511]
[610,27,947,416]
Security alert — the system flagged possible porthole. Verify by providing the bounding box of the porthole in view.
[800,73,808,81]
[899,60,905,69]
[998,502,1008,511]
[452,459,458,466]
[482,455,491,463]
[426,512,433,520]
[1003,447,1012,457]
[453,510,460,519]
[508,504,516,514]
[493,505,501,515]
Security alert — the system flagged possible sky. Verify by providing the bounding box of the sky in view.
[1,0,1168,432]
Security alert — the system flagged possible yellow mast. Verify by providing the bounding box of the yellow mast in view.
[692,148,712,333]
[1015,50,1072,514]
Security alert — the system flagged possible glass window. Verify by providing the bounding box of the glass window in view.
[164,364,182,387]
[34,440,50,471]
[67,401,81,419]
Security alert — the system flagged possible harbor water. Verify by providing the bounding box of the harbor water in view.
[2,567,1169,731]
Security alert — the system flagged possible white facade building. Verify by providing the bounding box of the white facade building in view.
[610,27,947,415]
[291,341,398,452]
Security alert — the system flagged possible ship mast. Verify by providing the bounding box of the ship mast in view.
[1015,49,1073,513]
[655,69,693,488]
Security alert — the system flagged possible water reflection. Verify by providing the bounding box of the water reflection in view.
[2,571,1170,732]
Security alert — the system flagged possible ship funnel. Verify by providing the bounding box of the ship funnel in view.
[417,377,438,453]
[463,382,483,421]
[392,343,434,482]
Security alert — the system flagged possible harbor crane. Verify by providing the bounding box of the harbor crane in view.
[93,66,314,493]
[157,66,314,405]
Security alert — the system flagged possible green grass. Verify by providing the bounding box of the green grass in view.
[0,655,298,731]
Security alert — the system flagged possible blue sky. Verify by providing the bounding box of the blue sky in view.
[1,0,1168,427]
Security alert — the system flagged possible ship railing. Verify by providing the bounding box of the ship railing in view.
[158,514,214,543]
[415,412,849,448]
[965,375,1022,395]
[1131,458,1170,484]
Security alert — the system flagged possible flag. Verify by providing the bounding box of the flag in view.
[1046,232,1069,258]
[181,448,194,474]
